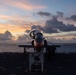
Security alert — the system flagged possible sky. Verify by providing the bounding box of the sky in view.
[0,0,76,43]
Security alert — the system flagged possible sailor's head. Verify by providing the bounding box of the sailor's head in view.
[29,29,43,39]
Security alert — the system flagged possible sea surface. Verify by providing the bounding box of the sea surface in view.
[0,43,76,53]
[56,43,76,53]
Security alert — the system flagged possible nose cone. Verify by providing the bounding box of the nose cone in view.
[35,33,43,42]
[34,33,44,48]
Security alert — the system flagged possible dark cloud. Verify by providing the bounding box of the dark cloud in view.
[44,17,76,33]
[66,15,76,21]
[37,11,63,18]
[31,25,44,30]
[26,17,76,33]
[4,30,12,38]
[0,30,31,43]
[0,30,13,41]
[17,34,28,41]
[56,11,63,17]
[37,11,51,17]
[25,30,30,33]
[70,15,76,21]
[17,34,31,43]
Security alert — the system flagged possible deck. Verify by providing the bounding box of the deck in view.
[0,52,76,75]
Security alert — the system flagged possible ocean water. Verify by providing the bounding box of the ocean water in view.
[0,43,76,53]
[0,43,23,52]
[56,43,76,53]
[0,43,34,52]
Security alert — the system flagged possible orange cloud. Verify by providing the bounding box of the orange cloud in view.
[12,1,46,10]
[0,14,27,20]
[0,24,30,35]
[0,14,44,36]
[1,0,46,11]
[0,15,11,20]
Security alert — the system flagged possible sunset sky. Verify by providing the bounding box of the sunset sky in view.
[0,0,76,43]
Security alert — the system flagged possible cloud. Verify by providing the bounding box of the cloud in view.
[16,34,31,43]
[0,30,31,43]
[26,17,76,33]
[14,2,46,10]
[46,36,76,43]
[0,15,11,20]
[0,30,14,41]
[36,11,71,27]
[0,14,35,27]
[25,30,31,33]
[0,14,32,21]
[56,11,63,18]
[67,15,76,21]
[37,11,64,18]
[37,11,51,17]
[0,23,30,35]
[31,25,44,30]
[0,0,46,11]
[44,17,76,33]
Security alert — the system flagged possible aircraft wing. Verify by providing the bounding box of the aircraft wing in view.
[19,45,33,48]
[18,45,60,48]
[18,44,60,54]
